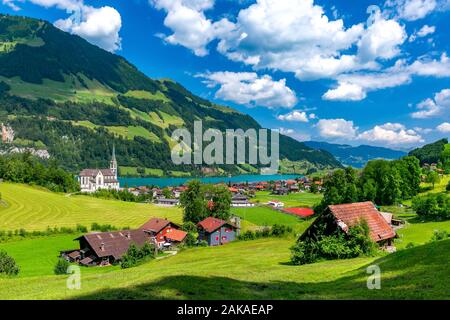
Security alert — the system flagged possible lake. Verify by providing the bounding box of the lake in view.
[119,174,303,188]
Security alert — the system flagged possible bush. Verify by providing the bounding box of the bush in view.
[0,250,20,276]
[91,223,117,232]
[271,224,293,237]
[290,221,376,265]
[446,181,450,192]
[54,258,70,275]
[412,193,450,220]
[121,243,155,269]
[198,240,208,247]
[405,242,416,249]
[430,230,449,242]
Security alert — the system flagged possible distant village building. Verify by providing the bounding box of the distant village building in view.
[79,146,120,193]
[268,200,285,208]
[231,194,255,207]
[197,217,239,246]
[1,123,14,144]
[154,198,180,206]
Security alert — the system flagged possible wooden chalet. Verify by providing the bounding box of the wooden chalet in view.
[301,201,396,249]
[140,218,187,249]
[68,229,151,266]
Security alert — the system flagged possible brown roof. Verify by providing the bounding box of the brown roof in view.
[140,218,173,233]
[197,217,237,233]
[68,251,81,259]
[328,202,396,242]
[76,229,149,260]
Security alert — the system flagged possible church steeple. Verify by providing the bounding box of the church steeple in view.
[110,144,117,178]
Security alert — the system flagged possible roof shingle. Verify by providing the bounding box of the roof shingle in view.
[328,202,396,242]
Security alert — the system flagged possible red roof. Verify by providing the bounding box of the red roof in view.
[197,217,237,233]
[162,228,188,242]
[140,218,172,233]
[284,207,315,217]
[229,187,239,193]
[328,202,396,242]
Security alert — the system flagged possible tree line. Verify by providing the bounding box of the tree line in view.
[316,156,421,211]
[0,153,79,193]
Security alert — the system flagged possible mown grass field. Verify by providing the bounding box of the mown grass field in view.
[0,183,182,231]
[232,206,310,231]
[251,191,323,208]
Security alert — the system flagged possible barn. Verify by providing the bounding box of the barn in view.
[300,202,396,249]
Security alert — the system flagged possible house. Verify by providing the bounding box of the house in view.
[154,198,180,206]
[268,200,285,208]
[68,229,151,266]
[300,202,396,249]
[79,146,120,193]
[140,218,187,248]
[231,194,255,207]
[197,217,239,246]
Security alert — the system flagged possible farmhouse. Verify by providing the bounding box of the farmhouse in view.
[69,229,151,266]
[140,218,187,248]
[301,201,396,248]
[197,217,239,246]
[79,146,120,193]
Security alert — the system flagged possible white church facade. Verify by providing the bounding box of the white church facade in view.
[79,147,120,193]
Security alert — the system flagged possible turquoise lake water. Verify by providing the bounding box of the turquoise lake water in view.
[119,174,302,188]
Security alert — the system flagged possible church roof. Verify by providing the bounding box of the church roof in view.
[79,169,116,177]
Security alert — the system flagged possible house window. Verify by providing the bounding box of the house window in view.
[215,236,219,241]
[222,236,227,240]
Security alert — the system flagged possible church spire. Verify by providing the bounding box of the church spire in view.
[110,144,117,178]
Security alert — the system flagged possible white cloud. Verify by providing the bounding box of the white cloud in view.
[323,82,367,101]
[316,119,358,139]
[6,0,122,52]
[277,128,311,141]
[55,6,122,52]
[411,88,450,118]
[357,123,424,145]
[151,0,233,56]
[357,15,406,62]
[197,71,297,109]
[277,110,309,122]
[386,0,437,21]
[437,122,450,133]
[409,24,435,42]
[2,0,20,10]
[324,54,450,101]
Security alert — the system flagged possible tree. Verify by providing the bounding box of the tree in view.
[206,184,232,221]
[54,258,70,275]
[180,180,207,223]
[426,171,440,189]
[162,188,173,199]
[0,250,20,276]
[446,181,450,192]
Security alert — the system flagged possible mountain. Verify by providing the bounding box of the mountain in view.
[0,14,341,176]
[304,141,407,168]
[408,138,449,165]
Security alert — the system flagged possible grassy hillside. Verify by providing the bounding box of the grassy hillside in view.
[0,183,182,231]
[0,236,448,299]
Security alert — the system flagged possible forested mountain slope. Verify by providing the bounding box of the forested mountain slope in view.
[0,14,341,176]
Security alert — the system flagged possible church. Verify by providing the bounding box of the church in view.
[79,146,120,193]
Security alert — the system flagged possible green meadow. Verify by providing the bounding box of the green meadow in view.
[0,182,449,300]
[251,191,323,208]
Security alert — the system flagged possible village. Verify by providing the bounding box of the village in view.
[62,149,405,268]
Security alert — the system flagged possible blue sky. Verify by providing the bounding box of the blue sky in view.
[1,0,450,150]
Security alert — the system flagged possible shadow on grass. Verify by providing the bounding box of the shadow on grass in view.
[74,240,450,300]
